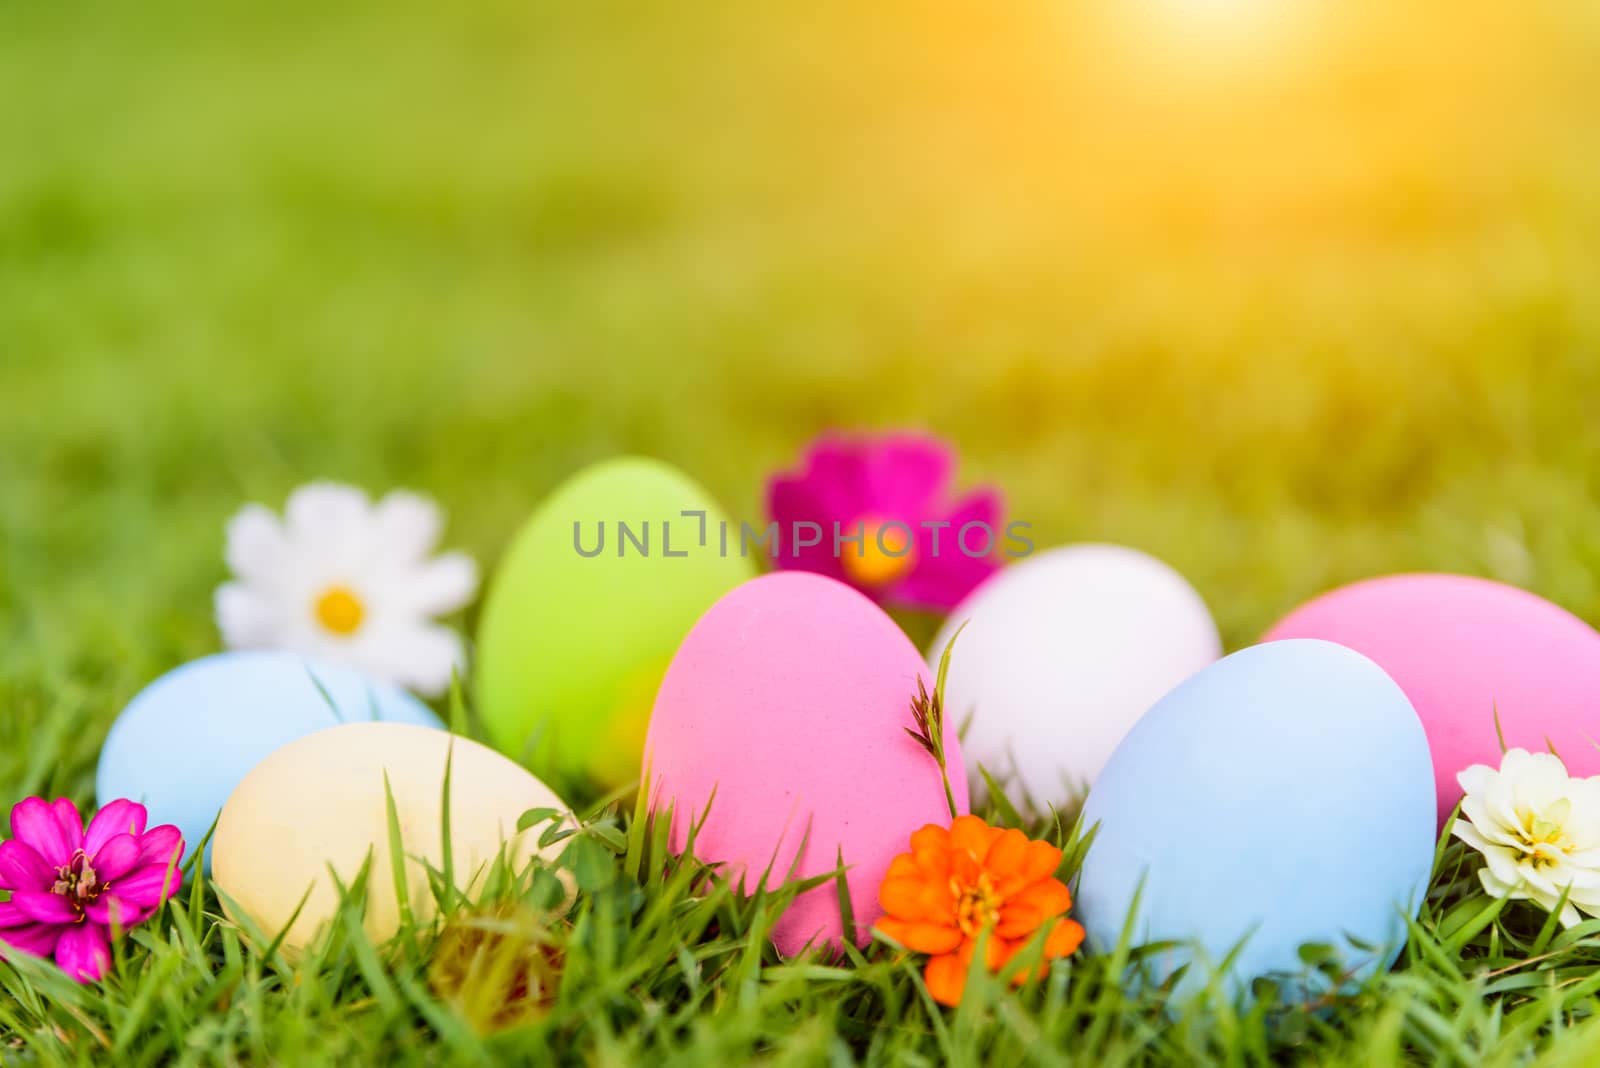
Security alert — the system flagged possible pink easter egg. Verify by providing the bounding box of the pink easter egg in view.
[1263,574,1600,826]
[643,571,967,956]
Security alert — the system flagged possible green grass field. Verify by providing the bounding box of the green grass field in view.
[7,0,1600,1062]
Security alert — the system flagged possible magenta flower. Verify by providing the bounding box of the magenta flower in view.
[0,798,184,982]
[765,431,1005,611]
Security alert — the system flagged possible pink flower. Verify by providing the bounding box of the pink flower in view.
[0,798,184,982]
[766,431,1005,611]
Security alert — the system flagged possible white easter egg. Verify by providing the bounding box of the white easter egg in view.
[213,722,569,953]
[929,544,1221,805]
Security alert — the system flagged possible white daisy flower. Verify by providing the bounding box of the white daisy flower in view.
[1452,747,1600,927]
[215,482,479,697]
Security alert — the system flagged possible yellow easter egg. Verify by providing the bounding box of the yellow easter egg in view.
[213,722,569,953]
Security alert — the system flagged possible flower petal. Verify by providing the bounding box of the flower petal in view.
[1456,762,1499,798]
[85,895,154,930]
[360,623,465,698]
[765,476,851,580]
[892,489,1005,612]
[90,834,142,883]
[927,884,961,924]
[859,433,954,515]
[369,490,443,566]
[951,854,985,890]
[0,840,54,892]
[84,800,148,856]
[879,877,933,920]
[765,474,825,535]
[397,553,479,616]
[224,503,290,583]
[876,916,964,955]
[885,853,921,881]
[1451,819,1497,855]
[923,953,968,1007]
[996,904,1043,940]
[284,482,375,572]
[215,583,286,650]
[983,828,1031,878]
[9,798,74,867]
[793,435,873,517]
[1018,840,1064,883]
[0,901,35,928]
[0,922,63,959]
[1044,918,1085,959]
[908,824,951,853]
[110,860,182,909]
[9,891,80,925]
[285,482,372,541]
[910,846,951,882]
[980,932,1018,970]
[135,825,184,869]
[1457,797,1520,848]
[51,799,84,855]
[1475,864,1518,899]
[54,922,110,982]
[1007,878,1073,920]
[1513,751,1573,809]
[948,815,994,860]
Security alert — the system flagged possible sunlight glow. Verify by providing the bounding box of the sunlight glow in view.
[1145,0,1287,31]
[1133,0,1310,59]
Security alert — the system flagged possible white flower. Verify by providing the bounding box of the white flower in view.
[1452,748,1600,927]
[215,482,479,697]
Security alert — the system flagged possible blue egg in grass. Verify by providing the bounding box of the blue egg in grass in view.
[1076,639,1435,1003]
[96,651,443,874]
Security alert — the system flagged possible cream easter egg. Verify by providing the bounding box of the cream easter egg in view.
[476,457,754,789]
[213,722,569,952]
[644,571,966,957]
[930,544,1221,805]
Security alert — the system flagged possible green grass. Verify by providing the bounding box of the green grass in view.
[6,0,1600,1062]
[8,776,1600,1066]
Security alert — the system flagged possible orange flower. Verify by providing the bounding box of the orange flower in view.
[875,815,1085,1006]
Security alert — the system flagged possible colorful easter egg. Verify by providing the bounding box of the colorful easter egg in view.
[644,571,966,957]
[1263,574,1600,826]
[96,651,442,873]
[1077,640,1434,999]
[930,544,1221,805]
[213,721,569,953]
[476,457,755,788]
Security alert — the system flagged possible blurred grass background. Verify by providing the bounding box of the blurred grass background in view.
[4,0,1600,800]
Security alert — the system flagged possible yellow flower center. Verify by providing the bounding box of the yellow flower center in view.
[50,850,102,910]
[314,586,366,636]
[951,871,1002,938]
[840,519,916,588]
[1517,798,1574,869]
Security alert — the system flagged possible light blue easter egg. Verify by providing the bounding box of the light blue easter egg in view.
[1076,639,1434,1002]
[96,651,443,874]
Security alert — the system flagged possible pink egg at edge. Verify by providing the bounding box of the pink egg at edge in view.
[643,571,968,957]
[1263,573,1600,827]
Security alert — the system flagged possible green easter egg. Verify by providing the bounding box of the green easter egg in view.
[476,458,756,788]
